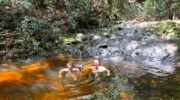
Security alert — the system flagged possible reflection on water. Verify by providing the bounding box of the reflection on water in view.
[0,56,108,100]
[0,55,180,100]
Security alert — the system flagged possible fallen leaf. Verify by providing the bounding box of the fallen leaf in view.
[120,92,131,98]
[151,80,158,88]
[1,63,8,67]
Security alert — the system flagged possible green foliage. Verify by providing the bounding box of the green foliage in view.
[10,16,63,55]
[18,16,48,35]
[0,0,179,58]
[149,20,180,37]
[101,2,122,21]
[17,0,32,10]
[0,0,33,13]
[63,11,78,30]
[144,0,167,19]
[126,0,180,20]
[0,0,8,3]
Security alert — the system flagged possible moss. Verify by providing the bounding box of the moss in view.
[63,33,85,44]
[88,17,99,26]
[103,32,108,36]
[64,38,75,44]
[58,43,66,50]
[110,24,122,31]
[136,37,142,41]
[149,20,180,38]
[76,44,84,50]
[101,20,110,27]
[135,29,138,33]
[76,33,84,38]
[0,41,6,45]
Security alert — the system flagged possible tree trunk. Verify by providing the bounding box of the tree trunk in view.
[166,0,173,19]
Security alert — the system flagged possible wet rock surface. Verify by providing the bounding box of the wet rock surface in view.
[86,22,179,75]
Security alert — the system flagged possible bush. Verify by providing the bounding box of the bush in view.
[125,0,180,20]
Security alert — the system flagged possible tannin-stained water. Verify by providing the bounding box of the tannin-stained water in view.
[0,55,180,100]
[0,56,108,100]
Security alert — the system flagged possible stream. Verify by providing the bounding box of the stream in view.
[0,56,179,100]
[0,22,180,100]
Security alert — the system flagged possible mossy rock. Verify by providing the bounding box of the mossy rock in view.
[135,29,138,33]
[101,20,110,27]
[103,32,108,36]
[88,17,99,26]
[58,43,66,50]
[136,37,142,41]
[76,44,84,50]
[149,20,180,38]
[64,38,75,44]
[110,25,122,31]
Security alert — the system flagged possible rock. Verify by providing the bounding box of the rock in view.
[124,40,139,51]
[87,22,178,75]
[76,44,84,50]
[93,35,101,40]
[76,33,85,42]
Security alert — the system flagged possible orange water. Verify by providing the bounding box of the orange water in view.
[0,56,105,100]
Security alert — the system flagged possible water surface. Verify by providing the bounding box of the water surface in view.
[0,55,179,100]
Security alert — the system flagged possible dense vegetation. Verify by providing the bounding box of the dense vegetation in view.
[0,0,179,59]
[148,20,180,38]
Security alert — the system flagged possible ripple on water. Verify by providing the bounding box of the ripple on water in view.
[0,56,111,100]
[0,55,180,100]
